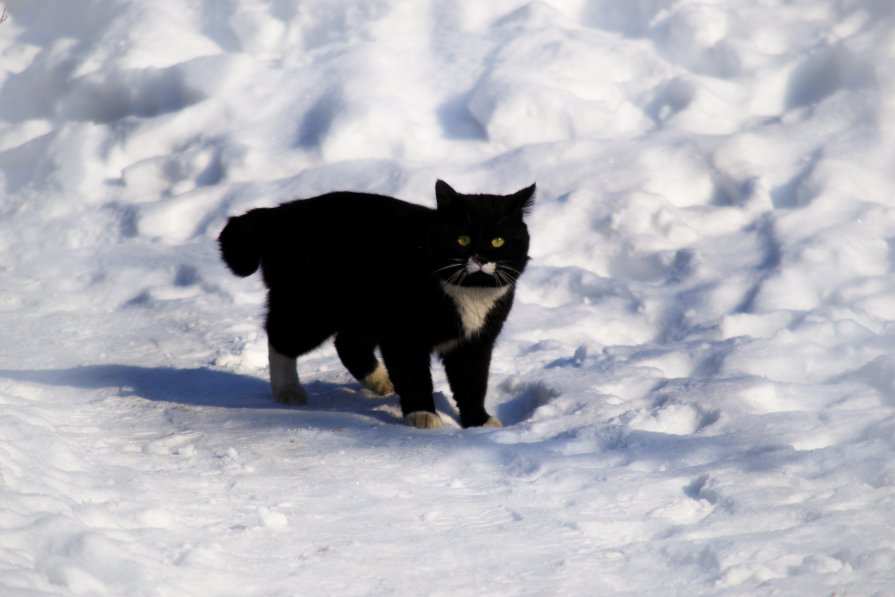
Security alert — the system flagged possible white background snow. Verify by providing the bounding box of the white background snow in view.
[2,0,895,594]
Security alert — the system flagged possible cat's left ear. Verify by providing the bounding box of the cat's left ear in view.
[435,179,459,211]
[508,183,536,216]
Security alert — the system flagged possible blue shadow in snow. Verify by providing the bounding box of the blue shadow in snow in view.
[0,364,272,408]
[0,365,402,425]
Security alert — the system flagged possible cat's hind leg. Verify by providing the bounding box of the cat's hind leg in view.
[361,364,394,396]
[334,330,394,396]
[268,341,308,405]
[265,290,335,405]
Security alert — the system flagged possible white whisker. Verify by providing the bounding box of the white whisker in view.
[432,260,464,275]
[447,267,465,286]
[497,262,523,277]
[431,259,467,284]
[496,269,513,287]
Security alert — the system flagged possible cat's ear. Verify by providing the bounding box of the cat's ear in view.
[435,179,459,211]
[508,183,536,216]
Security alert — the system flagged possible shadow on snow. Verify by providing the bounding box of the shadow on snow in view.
[0,364,408,426]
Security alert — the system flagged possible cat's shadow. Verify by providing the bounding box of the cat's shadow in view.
[0,364,428,427]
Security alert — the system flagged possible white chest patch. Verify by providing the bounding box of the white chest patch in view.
[440,281,510,339]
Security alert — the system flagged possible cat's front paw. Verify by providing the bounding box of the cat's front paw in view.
[404,411,443,429]
[273,385,309,405]
[483,416,503,428]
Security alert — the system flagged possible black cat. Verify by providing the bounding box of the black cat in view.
[218,180,534,428]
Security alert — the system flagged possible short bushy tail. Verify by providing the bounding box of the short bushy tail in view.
[218,208,268,277]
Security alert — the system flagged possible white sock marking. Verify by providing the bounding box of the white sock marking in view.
[404,411,443,429]
[361,362,394,395]
[268,342,307,404]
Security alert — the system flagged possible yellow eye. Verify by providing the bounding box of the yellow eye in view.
[491,237,505,248]
[457,235,472,247]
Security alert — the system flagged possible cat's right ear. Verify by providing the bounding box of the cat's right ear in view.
[435,179,459,211]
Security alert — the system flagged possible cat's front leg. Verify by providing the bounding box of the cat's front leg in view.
[441,340,501,428]
[378,338,442,429]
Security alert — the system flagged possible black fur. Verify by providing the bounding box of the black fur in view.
[219,180,534,428]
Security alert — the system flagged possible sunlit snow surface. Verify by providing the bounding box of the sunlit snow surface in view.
[2,0,895,594]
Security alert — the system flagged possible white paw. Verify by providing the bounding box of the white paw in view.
[361,364,395,396]
[404,411,443,429]
[483,416,503,428]
[274,385,309,406]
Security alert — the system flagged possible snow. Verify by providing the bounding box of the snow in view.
[2,0,895,594]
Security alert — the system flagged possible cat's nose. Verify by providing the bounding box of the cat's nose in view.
[465,256,485,274]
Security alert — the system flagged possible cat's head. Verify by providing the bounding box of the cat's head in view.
[430,180,534,289]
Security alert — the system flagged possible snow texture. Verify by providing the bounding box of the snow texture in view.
[2,0,895,595]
